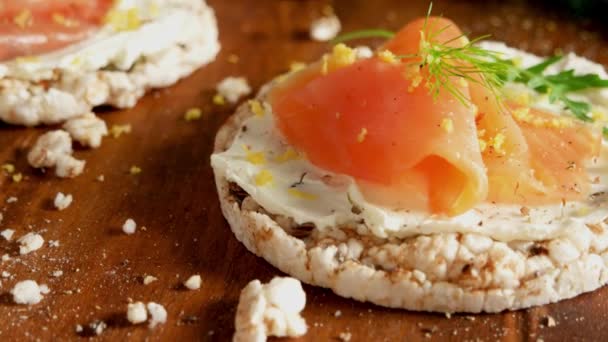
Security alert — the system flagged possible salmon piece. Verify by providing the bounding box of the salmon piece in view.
[270,16,600,215]
[270,18,488,215]
[0,0,114,61]
[471,83,600,204]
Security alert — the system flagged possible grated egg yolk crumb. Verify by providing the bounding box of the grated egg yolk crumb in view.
[12,173,23,183]
[52,13,79,27]
[289,61,307,73]
[14,9,32,28]
[357,128,368,143]
[377,50,399,64]
[254,170,274,186]
[110,124,132,138]
[288,188,317,200]
[249,100,265,117]
[478,139,487,152]
[130,166,142,175]
[275,148,300,163]
[2,163,15,174]
[243,146,266,165]
[512,107,574,129]
[105,8,141,31]
[488,133,506,154]
[440,118,454,133]
[15,56,39,64]
[213,94,225,106]
[184,108,202,121]
[227,54,240,64]
[329,44,356,68]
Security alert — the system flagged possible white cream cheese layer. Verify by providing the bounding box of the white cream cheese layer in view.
[0,0,219,82]
[212,42,608,242]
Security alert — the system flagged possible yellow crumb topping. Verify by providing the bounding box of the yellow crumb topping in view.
[15,56,39,64]
[329,44,356,68]
[478,139,487,152]
[105,8,141,32]
[377,50,399,64]
[130,166,142,175]
[14,9,32,28]
[12,173,23,183]
[321,55,329,75]
[440,118,454,133]
[357,128,368,143]
[503,87,531,106]
[243,146,266,165]
[289,61,307,73]
[184,108,202,121]
[52,13,79,27]
[254,170,274,186]
[213,94,226,106]
[249,100,265,117]
[512,107,574,129]
[227,54,240,64]
[287,188,317,200]
[274,148,300,163]
[487,133,506,154]
[2,163,15,174]
[110,124,132,138]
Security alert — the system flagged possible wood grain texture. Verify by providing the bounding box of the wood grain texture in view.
[1,0,608,340]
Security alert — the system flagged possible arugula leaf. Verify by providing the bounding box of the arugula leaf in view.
[545,70,608,92]
[561,97,593,122]
[604,127,608,139]
[524,55,563,75]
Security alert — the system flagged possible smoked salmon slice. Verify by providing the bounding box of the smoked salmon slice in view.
[269,16,601,215]
[0,0,114,61]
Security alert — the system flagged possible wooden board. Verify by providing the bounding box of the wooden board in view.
[1,0,608,340]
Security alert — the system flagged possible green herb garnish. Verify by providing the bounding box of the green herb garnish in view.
[331,29,395,45]
[331,3,608,131]
[502,56,608,121]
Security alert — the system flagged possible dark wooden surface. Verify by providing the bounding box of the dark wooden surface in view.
[1,0,608,340]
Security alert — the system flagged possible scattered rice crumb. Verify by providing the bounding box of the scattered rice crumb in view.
[354,46,373,59]
[122,219,137,235]
[1,229,15,241]
[334,310,342,317]
[89,320,106,335]
[310,15,341,41]
[110,124,132,138]
[184,274,202,290]
[97,174,105,182]
[18,232,44,255]
[11,280,45,305]
[54,192,73,210]
[216,77,252,104]
[2,254,10,262]
[75,325,83,333]
[52,270,63,278]
[143,275,158,285]
[127,302,148,324]
[6,197,17,203]
[543,315,557,327]
[147,302,167,328]
[339,332,352,341]
[48,240,60,248]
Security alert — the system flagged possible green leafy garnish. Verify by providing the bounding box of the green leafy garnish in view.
[603,126,608,139]
[331,29,395,45]
[502,56,608,121]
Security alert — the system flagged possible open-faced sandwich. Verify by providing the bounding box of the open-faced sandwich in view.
[212,13,608,312]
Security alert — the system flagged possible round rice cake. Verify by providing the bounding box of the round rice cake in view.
[212,92,608,313]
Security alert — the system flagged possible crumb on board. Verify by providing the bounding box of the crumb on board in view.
[17,232,44,255]
[310,15,341,42]
[54,192,73,211]
[147,302,167,328]
[122,219,137,235]
[143,275,158,285]
[216,77,252,104]
[11,280,46,305]
[184,108,202,121]
[127,302,148,324]
[339,331,352,341]
[1,229,15,241]
[129,165,142,175]
[184,274,202,290]
[110,124,132,138]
